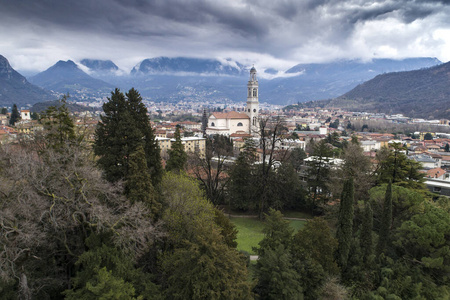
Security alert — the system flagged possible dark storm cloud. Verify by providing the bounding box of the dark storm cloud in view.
[0,0,449,71]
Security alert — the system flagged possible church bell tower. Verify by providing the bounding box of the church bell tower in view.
[246,66,259,134]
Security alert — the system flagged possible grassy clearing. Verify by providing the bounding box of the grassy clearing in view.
[230,217,307,254]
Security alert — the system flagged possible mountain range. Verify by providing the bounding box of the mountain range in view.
[0,54,447,119]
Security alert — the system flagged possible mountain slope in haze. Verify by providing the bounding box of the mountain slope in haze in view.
[264,58,441,105]
[29,60,114,99]
[329,61,450,119]
[0,55,53,106]
[80,59,119,72]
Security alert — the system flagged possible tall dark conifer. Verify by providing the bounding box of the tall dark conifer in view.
[336,177,354,272]
[361,201,374,266]
[9,104,20,126]
[377,182,392,256]
[94,88,162,185]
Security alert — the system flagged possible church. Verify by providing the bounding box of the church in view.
[205,67,259,136]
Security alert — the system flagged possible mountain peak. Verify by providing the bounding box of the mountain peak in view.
[0,54,51,106]
[29,59,114,98]
[53,60,78,69]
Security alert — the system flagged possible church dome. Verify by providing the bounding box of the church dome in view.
[250,66,256,72]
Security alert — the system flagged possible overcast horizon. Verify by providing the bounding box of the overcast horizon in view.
[1,0,450,74]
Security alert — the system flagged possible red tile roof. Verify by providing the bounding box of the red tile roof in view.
[211,111,249,119]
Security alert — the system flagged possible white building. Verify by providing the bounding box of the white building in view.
[206,67,260,136]
[21,109,31,120]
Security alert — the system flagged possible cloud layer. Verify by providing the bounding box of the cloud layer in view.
[1,0,449,72]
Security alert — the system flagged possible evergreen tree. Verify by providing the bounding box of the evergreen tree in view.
[445,143,449,152]
[1,107,7,115]
[256,208,294,256]
[9,104,20,125]
[39,95,77,152]
[360,201,374,266]
[125,145,160,219]
[166,126,187,173]
[64,233,160,300]
[94,88,162,185]
[377,182,392,256]
[335,177,354,272]
[254,209,302,299]
[376,143,424,188]
[254,245,303,300]
[127,88,163,185]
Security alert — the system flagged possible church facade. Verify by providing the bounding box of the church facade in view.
[206,67,259,136]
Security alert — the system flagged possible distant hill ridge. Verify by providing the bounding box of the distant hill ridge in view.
[328,61,450,119]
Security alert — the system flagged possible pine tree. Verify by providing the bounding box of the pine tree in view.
[94,88,162,185]
[336,177,354,272]
[377,182,392,256]
[1,107,7,115]
[125,145,160,219]
[9,104,20,125]
[166,126,187,173]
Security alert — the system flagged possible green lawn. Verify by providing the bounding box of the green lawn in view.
[230,217,307,254]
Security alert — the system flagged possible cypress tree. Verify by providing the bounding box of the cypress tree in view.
[377,182,392,256]
[1,107,7,115]
[360,201,374,266]
[9,104,20,125]
[166,126,187,173]
[94,88,162,185]
[336,177,354,272]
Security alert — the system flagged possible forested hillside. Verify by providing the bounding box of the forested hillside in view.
[330,61,450,119]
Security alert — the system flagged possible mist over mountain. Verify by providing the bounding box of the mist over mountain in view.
[131,57,244,76]
[327,61,450,119]
[0,55,52,107]
[29,60,114,99]
[80,59,119,72]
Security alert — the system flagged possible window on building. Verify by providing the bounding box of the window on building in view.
[237,122,243,126]
[433,187,442,193]
[253,88,257,97]
[211,122,215,127]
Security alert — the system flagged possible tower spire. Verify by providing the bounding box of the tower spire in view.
[246,66,259,135]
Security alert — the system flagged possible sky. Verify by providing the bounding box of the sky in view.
[1,0,450,74]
